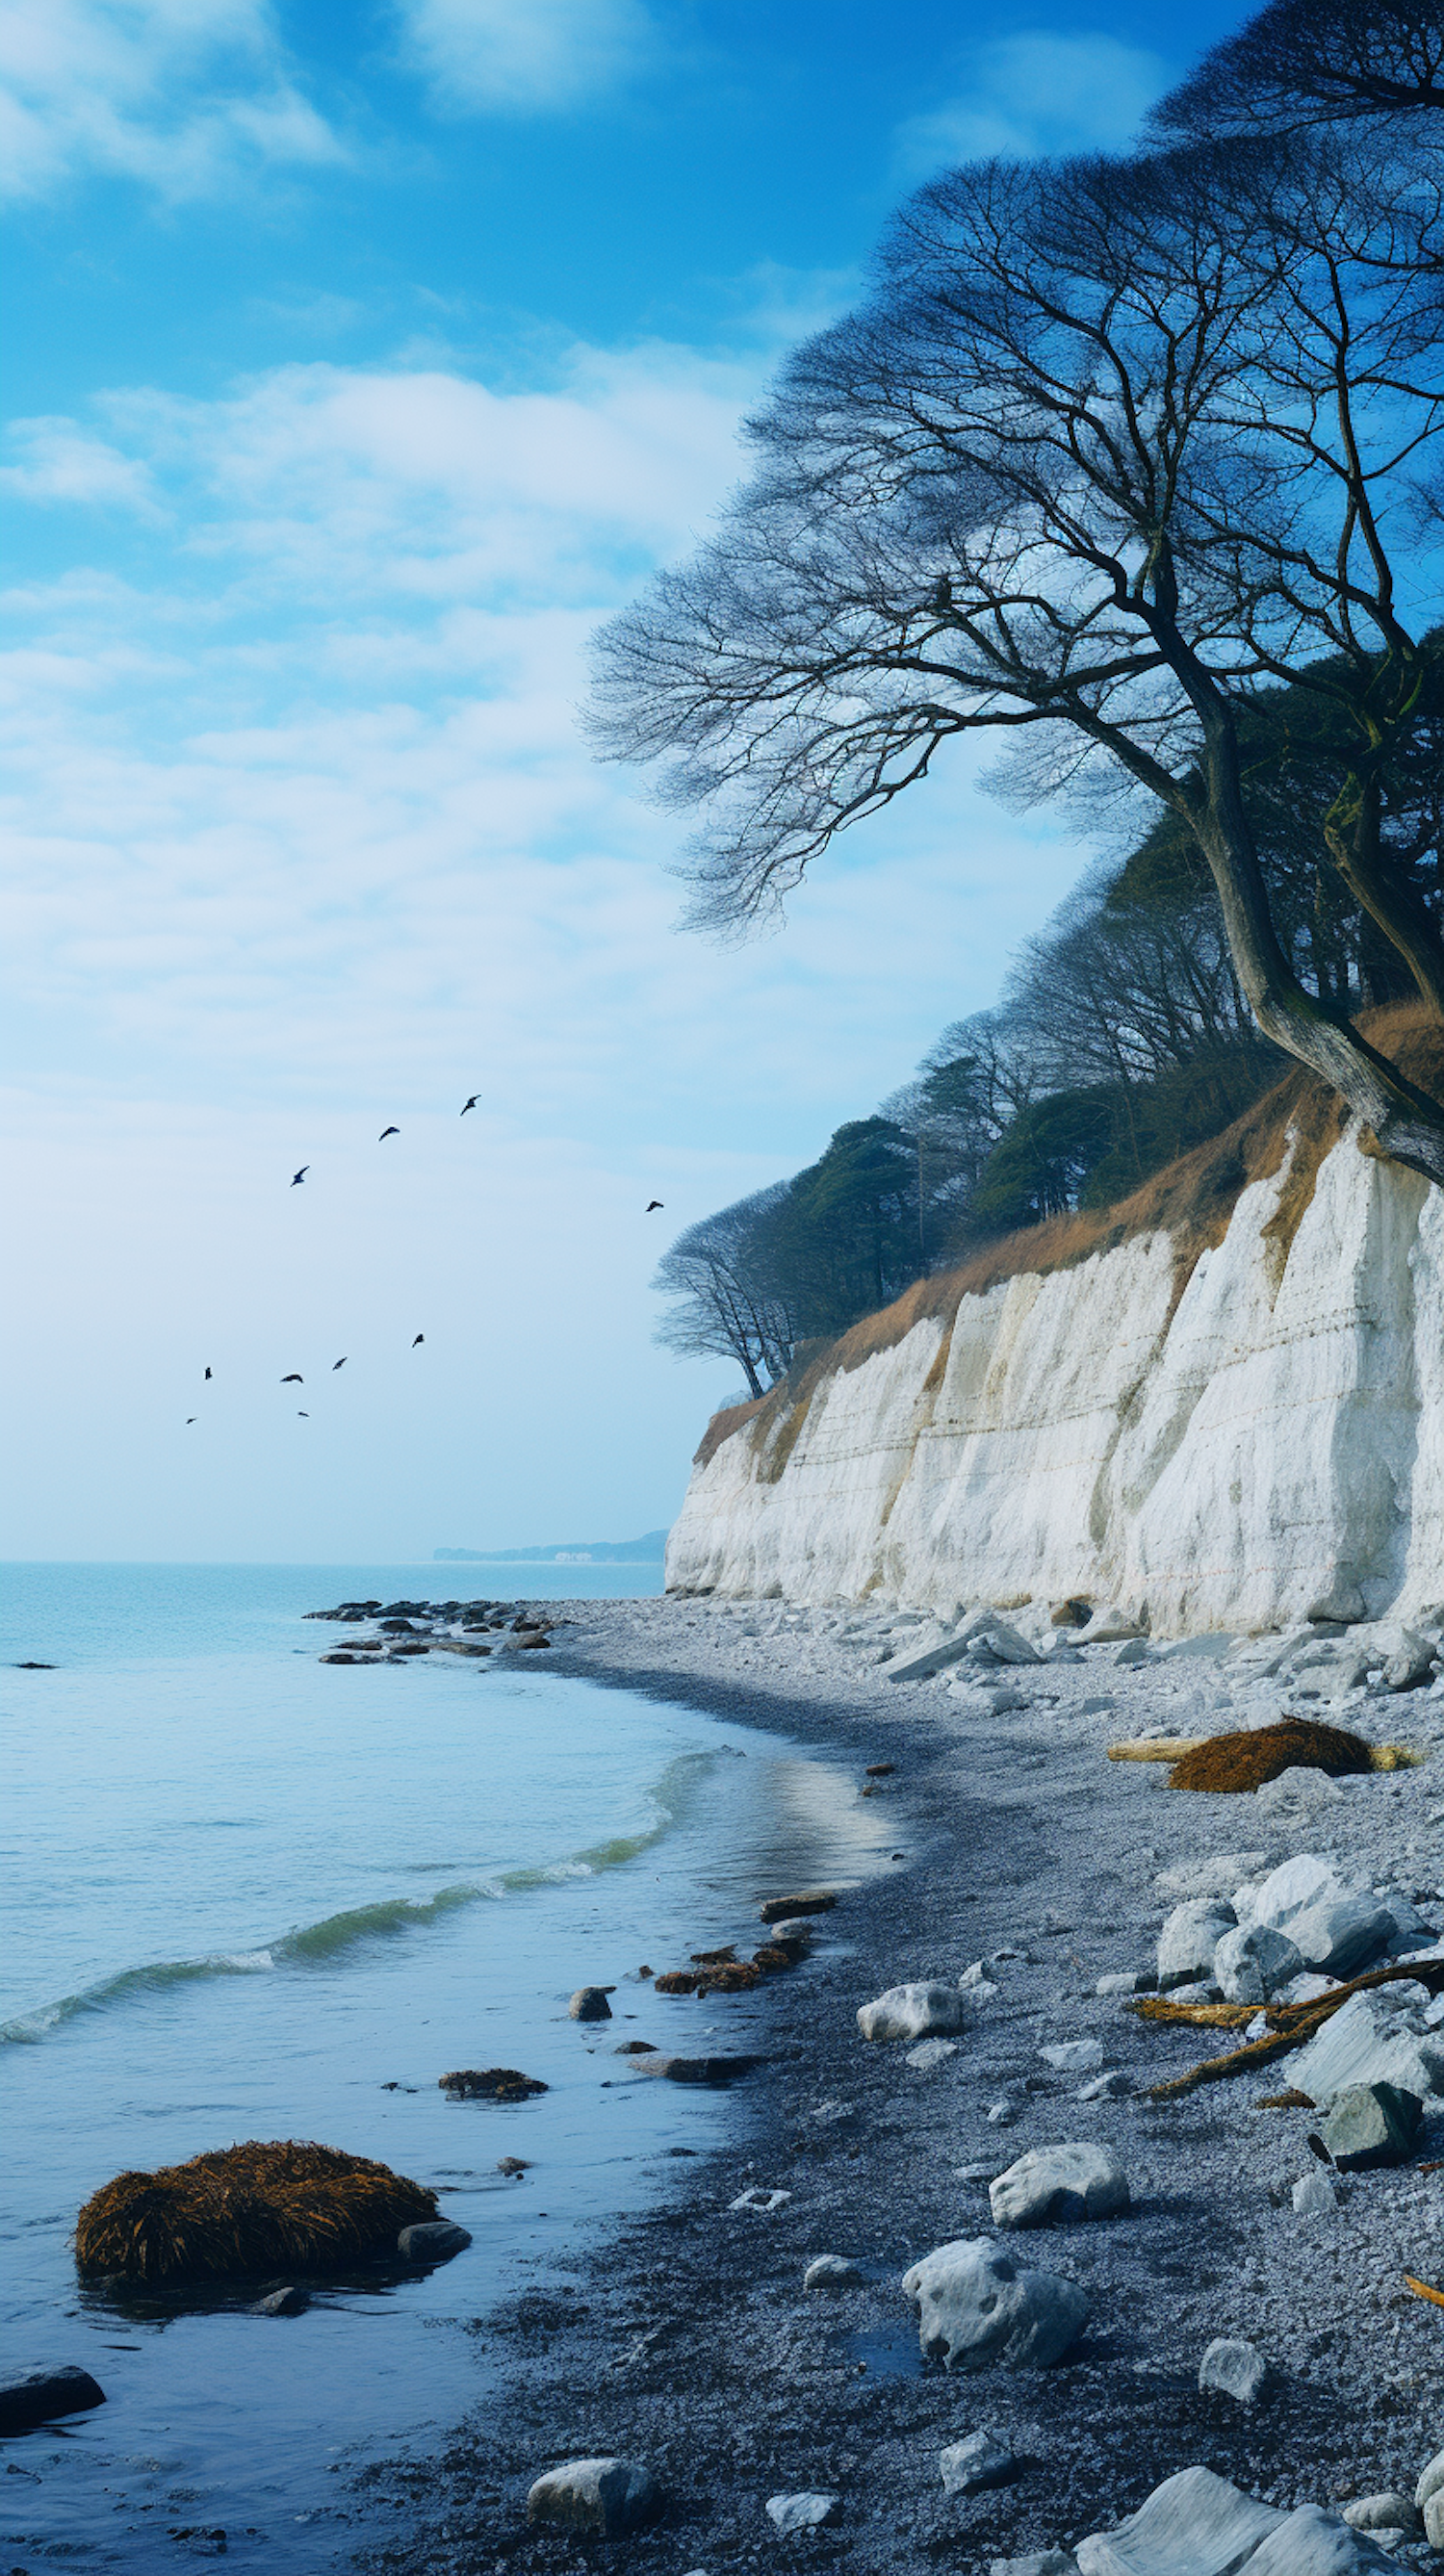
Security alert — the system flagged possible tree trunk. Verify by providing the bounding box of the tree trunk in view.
[1323,769,1444,1022]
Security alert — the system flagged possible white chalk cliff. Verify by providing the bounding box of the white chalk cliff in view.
[666,1124,1444,1635]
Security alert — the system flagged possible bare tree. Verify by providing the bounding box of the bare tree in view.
[1150,0,1444,136]
[652,1185,796,1397]
[591,107,1444,1181]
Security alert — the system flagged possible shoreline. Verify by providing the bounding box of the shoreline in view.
[372,1592,1444,2575]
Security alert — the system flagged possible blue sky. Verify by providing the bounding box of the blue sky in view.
[1,0,1256,1560]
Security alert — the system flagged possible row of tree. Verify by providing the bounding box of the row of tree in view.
[654,641,1442,1395]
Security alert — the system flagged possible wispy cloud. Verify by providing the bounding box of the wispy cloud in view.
[894,31,1167,178]
[0,0,344,202]
[0,416,162,511]
[393,0,660,116]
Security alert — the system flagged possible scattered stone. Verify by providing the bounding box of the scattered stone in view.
[1291,2171,1340,2214]
[1156,1853,1271,1901]
[729,2187,790,2212]
[440,2067,547,2100]
[1213,1922,1303,2004]
[991,2554,1079,2576]
[1096,1971,1152,1996]
[960,1959,997,1988]
[568,1986,614,2021]
[1157,1897,1235,1989]
[857,1981,967,2042]
[1317,2080,1423,2170]
[803,2254,864,2290]
[759,1891,836,1922]
[1382,1631,1436,1691]
[1198,2336,1269,2407]
[398,2219,472,2261]
[0,2366,107,2434]
[902,2237,1089,2371]
[496,2156,529,2176]
[765,2492,839,2532]
[1418,2448,1444,2515]
[1428,2494,1444,2551]
[1073,2465,1401,2576]
[1289,1997,1444,2110]
[990,2143,1129,2228]
[1077,2071,1132,2099]
[1342,2496,1420,2535]
[526,2458,658,2537]
[1285,1893,1397,1979]
[939,2429,1018,2494]
[987,2098,1021,2125]
[1040,2037,1104,2073]
[631,2052,761,2085]
[251,2285,308,2315]
[906,2037,960,2071]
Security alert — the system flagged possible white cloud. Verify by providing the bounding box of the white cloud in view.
[0,0,343,201]
[895,32,1167,178]
[0,416,162,510]
[394,0,658,116]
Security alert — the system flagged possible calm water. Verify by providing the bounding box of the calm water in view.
[0,1565,895,2570]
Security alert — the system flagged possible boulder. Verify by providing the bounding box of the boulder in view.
[1285,1895,1396,1979]
[1213,1923,1303,2004]
[759,1891,835,1922]
[1342,2497,1419,2535]
[568,1986,614,2022]
[765,2492,838,2532]
[527,2458,658,2537]
[0,2367,106,2435]
[631,2051,761,2084]
[939,2429,1018,2494]
[901,2237,1089,2371]
[1075,2467,1401,2576]
[992,2558,1078,2576]
[1199,2337,1269,2407]
[1428,2495,1444,2551]
[990,2145,1129,2229]
[1234,1854,1344,1933]
[1317,2081,1423,2170]
[1239,2506,1406,2572]
[397,2220,472,2262]
[1288,1994,1444,2106]
[1381,1630,1436,1690]
[1418,2448,1444,2513]
[803,2255,864,2291]
[857,1982,967,2043]
[1157,1899,1235,1990]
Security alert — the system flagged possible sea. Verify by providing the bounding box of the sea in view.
[0,1563,895,2570]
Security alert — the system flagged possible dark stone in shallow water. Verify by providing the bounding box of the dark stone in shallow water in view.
[398,2220,472,2262]
[251,2286,309,2316]
[759,1890,837,1923]
[0,2366,107,2434]
[631,2053,762,2086]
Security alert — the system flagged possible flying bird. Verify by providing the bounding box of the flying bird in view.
[291,1167,308,1186]
[186,1417,196,1425]
[332,1357,347,1371]
[204,1366,213,1380]
[379,1126,399,1141]
[281,1373,303,1384]
[646,1199,663,1212]
[460,1095,478,1115]
[412,1333,425,1348]
[297,1409,309,1417]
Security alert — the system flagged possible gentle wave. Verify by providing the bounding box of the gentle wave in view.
[0,1749,716,2045]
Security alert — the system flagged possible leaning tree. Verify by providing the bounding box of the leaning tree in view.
[590,9,1444,1184]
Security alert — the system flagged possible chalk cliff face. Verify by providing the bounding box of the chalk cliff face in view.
[666,1127,1444,1635]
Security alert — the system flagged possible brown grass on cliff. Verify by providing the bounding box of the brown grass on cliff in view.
[690,1004,1444,1480]
[74,2139,437,2283]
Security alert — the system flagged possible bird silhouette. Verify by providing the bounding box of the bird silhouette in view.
[412,1333,425,1348]
[297,1410,309,1417]
[332,1357,347,1370]
[204,1366,212,1380]
[646,1199,663,1212]
[186,1417,196,1425]
[291,1166,308,1186]
[281,1373,303,1384]
[461,1095,478,1115]
[379,1126,399,1141]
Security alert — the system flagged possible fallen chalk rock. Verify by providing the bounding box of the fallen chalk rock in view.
[858,1981,967,2043]
[902,2238,1089,2372]
[991,2555,1078,2576]
[1285,1894,1397,1980]
[1157,1898,1234,1990]
[759,1891,836,1923]
[1429,2496,1444,2552]
[1074,2466,1404,2576]
[0,2366,107,2435]
[398,2219,472,2262]
[804,2254,864,2291]
[1343,2497,1420,2536]
[1199,2337,1269,2408]
[765,2492,839,2532]
[1213,1923,1303,2005]
[1039,2038,1104,2074]
[568,1987,613,2022]
[1078,2072,1132,2100]
[1288,1994,1444,2107]
[1419,2448,1444,2513]
[1318,2081,1423,2171]
[990,2144,1129,2229]
[251,2285,308,2315]
[939,2429,1018,2494]
[1291,2171,1340,2214]
[527,2458,658,2538]
[907,2037,960,2071]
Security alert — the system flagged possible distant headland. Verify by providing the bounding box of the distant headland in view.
[433,1531,669,1565]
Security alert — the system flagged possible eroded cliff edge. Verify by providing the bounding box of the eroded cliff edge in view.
[667,1037,1444,1635]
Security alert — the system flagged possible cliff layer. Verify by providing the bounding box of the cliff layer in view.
[667,1074,1444,1635]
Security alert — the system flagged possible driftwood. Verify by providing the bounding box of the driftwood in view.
[1405,2274,1444,2309]
[1128,1954,1444,2100]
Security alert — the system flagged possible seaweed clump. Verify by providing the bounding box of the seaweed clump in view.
[75,2139,438,2284]
[439,2068,548,2101]
[1168,1718,1374,1794]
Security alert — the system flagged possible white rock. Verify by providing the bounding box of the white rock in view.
[1342,2496,1419,2535]
[1418,2449,1444,2512]
[991,2557,1079,2576]
[1157,1899,1236,1989]
[527,2458,658,2537]
[1199,2337,1269,2407]
[857,1981,966,2043]
[803,2254,864,2290]
[1234,1853,1346,1932]
[1285,1894,1396,1978]
[990,2144,1129,2228]
[1040,2037,1104,2072]
[1240,2506,1409,2572]
[729,2187,790,2213]
[1255,1767,1346,1816]
[1428,2494,1444,2551]
[960,1959,996,1987]
[906,2037,960,2071]
[1291,2171,1340,2213]
[902,2237,1089,2371]
[1096,1971,1150,1996]
[1074,2465,1280,2575]
[1077,2071,1132,2099]
[1156,1853,1272,1901]
[1213,1922,1304,2004]
[939,2429,1018,2494]
[1288,1991,1444,2104]
[765,2492,838,2532]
